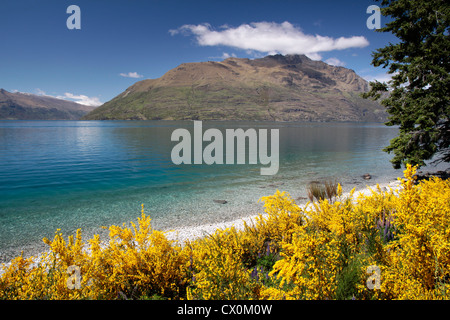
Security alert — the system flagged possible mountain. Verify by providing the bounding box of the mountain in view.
[0,89,96,120]
[83,54,386,122]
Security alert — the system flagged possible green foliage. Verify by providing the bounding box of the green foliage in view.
[334,255,364,300]
[363,0,450,168]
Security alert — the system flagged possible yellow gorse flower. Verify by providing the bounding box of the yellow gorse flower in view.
[0,165,449,300]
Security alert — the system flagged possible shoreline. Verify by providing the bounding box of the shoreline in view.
[164,179,402,244]
[0,179,402,274]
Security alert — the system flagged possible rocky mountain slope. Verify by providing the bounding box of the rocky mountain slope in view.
[0,89,96,120]
[83,54,386,122]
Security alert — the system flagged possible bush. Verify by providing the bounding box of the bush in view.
[1,165,449,300]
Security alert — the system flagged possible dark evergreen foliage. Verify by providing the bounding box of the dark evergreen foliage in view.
[363,0,450,168]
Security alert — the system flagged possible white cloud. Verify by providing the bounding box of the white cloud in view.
[324,57,346,67]
[33,89,102,107]
[56,93,103,107]
[221,52,237,59]
[363,72,394,83]
[119,72,144,78]
[170,21,369,60]
[35,88,47,96]
[209,52,237,60]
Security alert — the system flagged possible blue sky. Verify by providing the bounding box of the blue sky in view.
[0,0,396,106]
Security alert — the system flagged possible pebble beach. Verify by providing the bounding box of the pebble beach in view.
[0,178,402,275]
[164,179,403,244]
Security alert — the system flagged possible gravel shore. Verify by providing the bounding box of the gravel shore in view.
[0,179,402,276]
[164,179,402,244]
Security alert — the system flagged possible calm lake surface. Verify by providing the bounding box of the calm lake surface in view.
[0,120,443,262]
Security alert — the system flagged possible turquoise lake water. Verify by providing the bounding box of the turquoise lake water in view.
[0,120,444,262]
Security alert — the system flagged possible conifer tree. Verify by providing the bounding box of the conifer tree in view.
[363,0,449,168]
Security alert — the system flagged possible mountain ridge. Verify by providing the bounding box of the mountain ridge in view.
[0,89,96,120]
[83,54,386,122]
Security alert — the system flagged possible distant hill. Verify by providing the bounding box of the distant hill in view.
[83,54,387,122]
[0,89,96,120]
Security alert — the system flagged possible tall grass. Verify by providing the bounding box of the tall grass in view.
[307,179,340,203]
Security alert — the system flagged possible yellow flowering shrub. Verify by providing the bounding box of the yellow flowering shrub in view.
[379,166,450,299]
[0,164,449,300]
[239,190,304,266]
[186,227,257,300]
[86,208,190,299]
[267,226,340,299]
[0,204,190,299]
